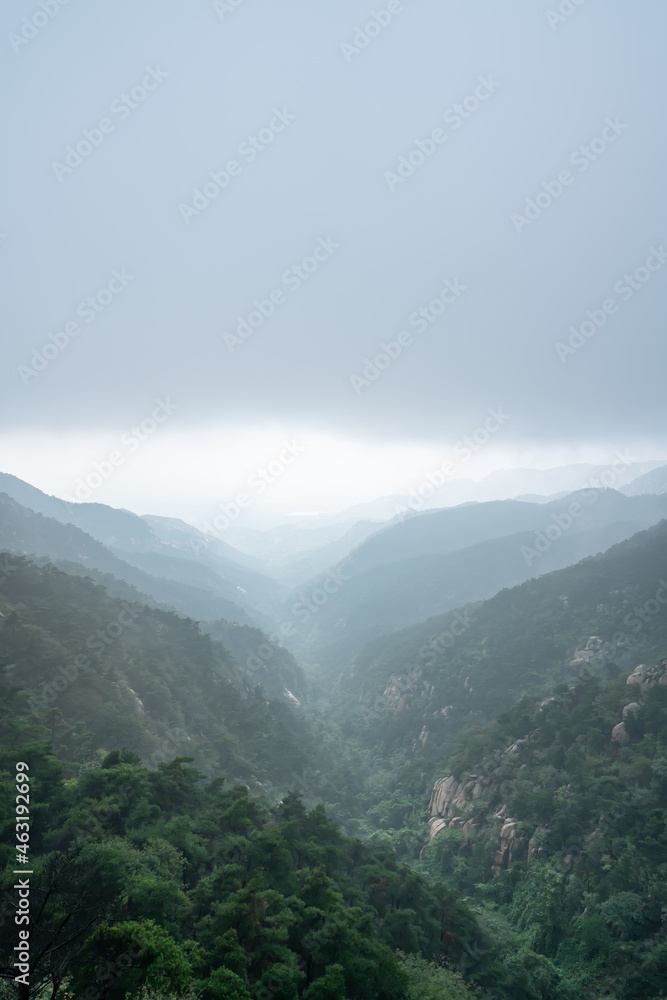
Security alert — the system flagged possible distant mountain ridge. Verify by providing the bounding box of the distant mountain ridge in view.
[325,518,667,857]
[621,463,667,496]
[0,473,286,619]
[0,472,266,569]
[286,460,665,525]
[283,489,667,668]
[0,553,321,793]
[0,492,255,625]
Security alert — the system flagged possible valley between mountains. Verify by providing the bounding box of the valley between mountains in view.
[2,466,667,999]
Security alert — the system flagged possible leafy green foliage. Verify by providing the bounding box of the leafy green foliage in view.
[419,666,667,997]
[0,555,322,797]
[0,742,502,999]
[2,516,667,999]
[326,520,667,853]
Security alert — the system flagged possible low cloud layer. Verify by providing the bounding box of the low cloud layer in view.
[1,0,665,498]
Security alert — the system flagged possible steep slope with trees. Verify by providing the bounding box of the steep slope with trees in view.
[324,521,667,859]
[285,492,667,668]
[0,494,255,626]
[419,663,667,998]
[0,555,324,800]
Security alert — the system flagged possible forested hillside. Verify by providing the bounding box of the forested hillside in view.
[319,520,667,861]
[0,738,494,999]
[4,0,664,994]
[419,664,667,997]
[0,556,328,802]
[338,519,667,751]
[285,492,667,668]
[0,495,255,627]
[1,509,666,998]
[0,557,570,1000]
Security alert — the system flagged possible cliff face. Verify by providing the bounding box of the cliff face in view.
[427,774,484,841]
[423,749,523,874]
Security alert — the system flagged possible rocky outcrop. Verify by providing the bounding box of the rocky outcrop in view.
[425,774,484,848]
[425,659,667,876]
[128,687,145,714]
[569,636,606,667]
[425,766,520,874]
[380,669,434,712]
[492,819,521,876]
[611,721,628,742]
[429,776,466,819]
[427,817,450,840]
[626,660,667,690]
[609,660,667,740]
[461,819,475,838]
[411,726,430,751]
[425,727,532,852]
[528,826,547,860]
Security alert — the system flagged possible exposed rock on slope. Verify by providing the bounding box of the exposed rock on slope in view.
[609,657,667,740]
[425,763,522,875]
[425,659,667,875]
[625,660,667,690]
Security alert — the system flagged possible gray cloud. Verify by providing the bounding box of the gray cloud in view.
[1,0,665,455]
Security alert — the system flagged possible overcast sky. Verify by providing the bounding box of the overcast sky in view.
[1,0,665,521]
